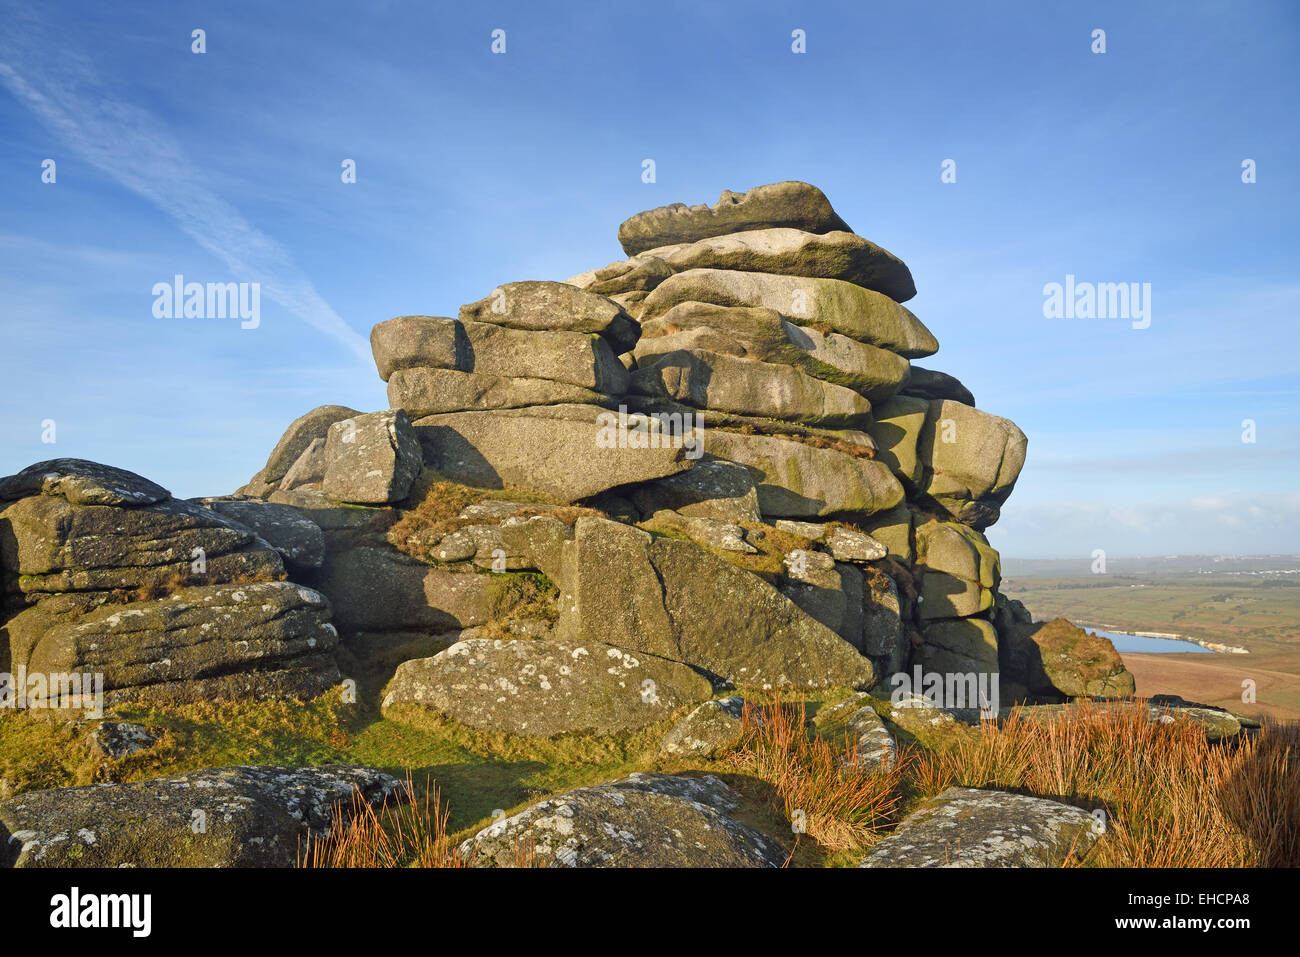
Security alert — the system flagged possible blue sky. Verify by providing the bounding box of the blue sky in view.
[1,0,1296,559]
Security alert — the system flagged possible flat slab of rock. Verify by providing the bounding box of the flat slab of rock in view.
[413,404,693,503]
[0,458,170,506]
[617,181,851,256]
[631,349,873,427]
[382,637,712,736]
[0,765,405,867]
[704,429,903,519]
[636,301,910,403]
[388,366,600,416]
[627,459,761,524]
[826,526,887,562]
[370,315,629,393]
[902,366,975,406]
[24,581,338,702]
[591,228,915,302]
[640,269,937,358]
[859,787,1098,867]
[86,721,157,760]
[0,493,284,597]
[459,772,785,867]
[458,280,639,352]
[321,409,422,505]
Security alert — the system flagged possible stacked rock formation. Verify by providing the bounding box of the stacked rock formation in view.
[0,181,1134,730]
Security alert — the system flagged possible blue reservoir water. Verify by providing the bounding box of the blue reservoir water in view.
[1088,628,1213,654]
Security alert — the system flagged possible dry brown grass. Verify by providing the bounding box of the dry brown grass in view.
[729,696,909,852]
[299,773,536,868]
[909,699,1300,867]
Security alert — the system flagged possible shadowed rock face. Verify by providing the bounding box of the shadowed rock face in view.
[998,617,1137,700]
[859,787,1099,867]
[0,765,406,868]
[458,773,787,867]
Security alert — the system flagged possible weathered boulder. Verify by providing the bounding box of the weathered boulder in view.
[321,409,422,505]
[659,697,746,758]
[382,637,712,736]
[825,526,887,562]
[868,395,930,486]
[637,301,910,402]
[916,618,1000,677]
[316,546,493,633]
[458,280,639,352]
[917,400,1027,530]
[0,765,405,868]
[814,695,896,770]
[617,181,851,256]
[200,499,325,570]
[640,269,938,358]
[626,459,761,523]
[0,493,283,598]
[388,367,601,416]
[914,521,999,620]
[649,536,874,689]
[630,349,873,427]
[861,503,913,562]
[241,405,361,493]
[369,315,629,393]
[413,404,693,503]
[703,429,902,519]
[861,567,908,677]
[999,618,1135,700]
[0,458,169,507]
[279,437,327,490]
[459,772,786,867]
[23,581,338,704]
[556,517,873,689]
[859,787,1098,867]
[585,228,915,302]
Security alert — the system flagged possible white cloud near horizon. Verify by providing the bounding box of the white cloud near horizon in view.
[0,24,372,366]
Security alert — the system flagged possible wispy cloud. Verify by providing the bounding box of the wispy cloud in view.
[0,14,371,365]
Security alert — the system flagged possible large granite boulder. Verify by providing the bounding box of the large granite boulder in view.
[998,618,1136,700]
[0,492,284,599]
[0,459,169,507]
[859,787,1098,867]
[916,618,1000,678]
[617,181,851,256]
[370,315,629,393]
[316,546,494,634]
[21,581,339,705]
[238,405,360,495]
[917,400,1027,530]
[382,636,712,736]
[640,269,938,358]
[459,772,785,867]
[388,367,600,416]
[636,301,910,403]
[630,349,873,427]
[914,520,999,620]
[459,280,639,352]
[321,409,422,505]
[703,429,902,519]
[413,404,693,503]
[199,499,325,570]
[0,765,405,867]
